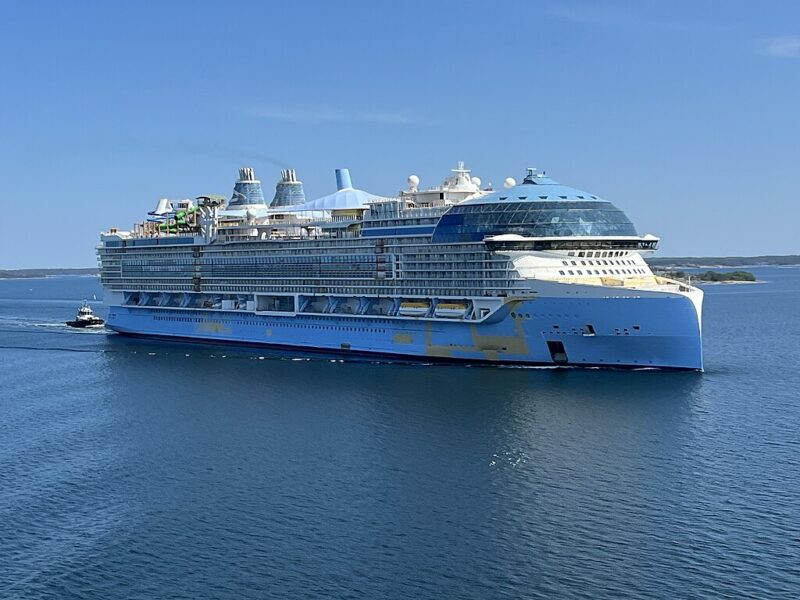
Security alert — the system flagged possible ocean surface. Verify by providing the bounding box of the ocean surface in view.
[1,268,798,599]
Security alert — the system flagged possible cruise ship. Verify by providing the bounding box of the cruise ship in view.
[98,163,703,369]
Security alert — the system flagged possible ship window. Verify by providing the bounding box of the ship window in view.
[559,270,565,275]
[568,270,575,275]
[571,261,577,266]
[562,260,569,266]
[577,270,583,275]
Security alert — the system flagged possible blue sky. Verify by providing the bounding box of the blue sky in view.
[1,0,798,267]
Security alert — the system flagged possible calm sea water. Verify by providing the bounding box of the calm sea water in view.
[1,269,799,599]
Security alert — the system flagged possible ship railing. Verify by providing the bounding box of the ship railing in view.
[214,230,362,243]
[653,276,696,293]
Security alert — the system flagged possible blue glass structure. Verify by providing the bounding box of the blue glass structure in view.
[432,171,637,243]
[271,169,306,208]
[228,167,266,207]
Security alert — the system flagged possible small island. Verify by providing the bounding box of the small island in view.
[661,270,757,283]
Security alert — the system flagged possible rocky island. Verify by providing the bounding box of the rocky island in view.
[661,270,757,283]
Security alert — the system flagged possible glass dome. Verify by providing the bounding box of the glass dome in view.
[431,172,637,243]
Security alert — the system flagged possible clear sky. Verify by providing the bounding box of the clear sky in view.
[1,0,798,268]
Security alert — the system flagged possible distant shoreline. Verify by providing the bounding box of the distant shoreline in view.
[694,279,763,285]
[0,268,99,279]
[646,255,800,268]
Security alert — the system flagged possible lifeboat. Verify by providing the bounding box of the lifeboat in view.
[398,300,431,317]
[434,302,469,319]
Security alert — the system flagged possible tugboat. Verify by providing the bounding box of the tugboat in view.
[66,301,105,328]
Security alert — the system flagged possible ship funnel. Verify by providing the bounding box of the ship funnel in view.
[271,168,306,208]
[229,166,266,207]
[335,168,353,190]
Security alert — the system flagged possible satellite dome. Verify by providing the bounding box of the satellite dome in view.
[471,176,481,188]
[504,177,516,189]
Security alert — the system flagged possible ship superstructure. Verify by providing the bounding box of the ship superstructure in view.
[98,163,703,369]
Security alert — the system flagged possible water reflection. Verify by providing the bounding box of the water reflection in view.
[5,273,799,597]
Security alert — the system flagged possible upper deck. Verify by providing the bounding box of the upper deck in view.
[101,164,656,252]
